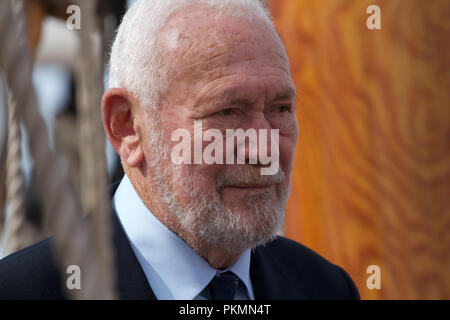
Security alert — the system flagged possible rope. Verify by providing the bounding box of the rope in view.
[0,0,116,299]
[4,89,35,253]
[75,0,117,297]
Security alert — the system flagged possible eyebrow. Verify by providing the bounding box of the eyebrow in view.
[271,88,297,102]
[199,86,297,110]
[222,87,297,105]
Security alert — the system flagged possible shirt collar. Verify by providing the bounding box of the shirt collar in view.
[113,174,253,300]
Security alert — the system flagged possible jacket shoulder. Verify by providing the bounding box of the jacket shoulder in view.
[0,238,65,299]
[254,236,360,299]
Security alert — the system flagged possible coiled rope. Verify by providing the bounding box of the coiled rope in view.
[0,0,116,299]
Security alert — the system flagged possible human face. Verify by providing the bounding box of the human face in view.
[142,7,298,251]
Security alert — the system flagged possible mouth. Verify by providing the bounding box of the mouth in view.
[216,169,286,193]
[224,184,274,190]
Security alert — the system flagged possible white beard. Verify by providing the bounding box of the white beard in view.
[147,120,290,253]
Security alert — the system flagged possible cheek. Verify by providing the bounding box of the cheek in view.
[278,134,297,171]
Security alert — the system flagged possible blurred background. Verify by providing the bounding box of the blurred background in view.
[0,0,448,299]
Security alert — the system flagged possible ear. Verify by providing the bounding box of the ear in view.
[101,88,144,168]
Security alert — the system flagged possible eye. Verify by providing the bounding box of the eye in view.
[275,105,291,113]
[218,108,234,116]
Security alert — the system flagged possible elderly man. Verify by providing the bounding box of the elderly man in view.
[0,0,359,300]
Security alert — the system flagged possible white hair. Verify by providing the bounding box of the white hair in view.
[109,0,275,109]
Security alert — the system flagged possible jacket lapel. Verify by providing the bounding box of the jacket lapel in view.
[250,243,313,300]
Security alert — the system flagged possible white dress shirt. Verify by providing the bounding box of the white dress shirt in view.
[113,174,255,300]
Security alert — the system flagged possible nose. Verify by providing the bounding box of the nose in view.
[237,112,279,167]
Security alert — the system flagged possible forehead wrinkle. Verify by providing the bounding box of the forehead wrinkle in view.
[184,49,292,92]
[196,82,259,107]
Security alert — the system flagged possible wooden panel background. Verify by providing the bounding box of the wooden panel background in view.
[270,0,450,299]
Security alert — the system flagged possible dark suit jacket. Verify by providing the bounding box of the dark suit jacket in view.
[0,196,360,300]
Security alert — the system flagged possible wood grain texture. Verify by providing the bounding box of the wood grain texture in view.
[270,0,450,299]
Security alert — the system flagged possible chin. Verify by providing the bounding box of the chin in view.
[212,203,285,252]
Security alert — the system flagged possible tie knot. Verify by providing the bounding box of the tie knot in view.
[208,271,240,300]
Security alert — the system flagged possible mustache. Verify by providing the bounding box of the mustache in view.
[216,165,285,192]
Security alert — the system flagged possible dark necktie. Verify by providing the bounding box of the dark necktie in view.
[208,271,240,300]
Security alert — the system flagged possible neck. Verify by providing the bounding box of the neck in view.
[198,246,242,270]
